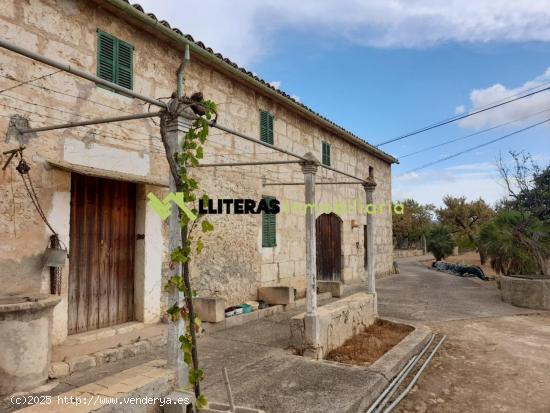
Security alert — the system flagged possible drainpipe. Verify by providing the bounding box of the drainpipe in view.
[176,44,190,98]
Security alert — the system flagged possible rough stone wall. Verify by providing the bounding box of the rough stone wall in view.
[0,0,394,324]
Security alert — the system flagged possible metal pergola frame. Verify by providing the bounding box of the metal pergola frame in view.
[0,38,378,380]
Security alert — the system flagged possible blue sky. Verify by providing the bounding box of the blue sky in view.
[140,1,550,206]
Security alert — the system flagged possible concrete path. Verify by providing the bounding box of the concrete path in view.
[378,260,539,322]
[383,260,550,413]
[198,302,387,413]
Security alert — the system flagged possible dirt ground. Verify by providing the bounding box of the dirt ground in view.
[325,319,413,367]
[420,250,498,277]
[393,314,550,413]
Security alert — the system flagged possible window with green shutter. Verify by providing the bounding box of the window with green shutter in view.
[259,110,274,144]
[97,30,133,90]
[262,196,277,247]
[322,141,331,166]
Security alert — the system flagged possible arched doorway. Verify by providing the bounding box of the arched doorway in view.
[316,213,342,281]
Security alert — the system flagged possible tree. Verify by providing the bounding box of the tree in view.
[478,210,550,276]
[427,225,454,261]
[392,199,434,248]
[436,196,494,263]
[497,151,550,221]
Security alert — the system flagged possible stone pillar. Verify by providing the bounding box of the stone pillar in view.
[301,152,320,356]
[165,115,192,388]
[363,177,377,294]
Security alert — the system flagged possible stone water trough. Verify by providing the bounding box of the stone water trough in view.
[0,294,60,396]
[500,274,550,310]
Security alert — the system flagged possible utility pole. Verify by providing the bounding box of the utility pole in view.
[301,152,320,358]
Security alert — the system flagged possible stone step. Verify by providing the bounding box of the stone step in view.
[50,324,167,380]
[15,360,176,413]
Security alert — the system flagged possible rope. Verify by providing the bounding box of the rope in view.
[15,152,58,235]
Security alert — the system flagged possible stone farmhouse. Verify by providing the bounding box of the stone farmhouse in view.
[0,0,397,347]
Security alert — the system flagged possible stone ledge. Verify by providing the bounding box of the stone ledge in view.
[368,319,432,381]
[49,336,167,379]
[63,322,147,346]
[501,275,550,310]
[17,361,175,413]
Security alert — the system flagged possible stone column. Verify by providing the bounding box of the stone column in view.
[363,177,377,294]
[301,152,320,356]
[165,115,192,387]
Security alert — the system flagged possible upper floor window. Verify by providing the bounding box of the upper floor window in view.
[97,30,134,90]
[322,141,331,166]
[260,110,274,144]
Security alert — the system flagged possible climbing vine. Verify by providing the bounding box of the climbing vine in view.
[160,93,217,410]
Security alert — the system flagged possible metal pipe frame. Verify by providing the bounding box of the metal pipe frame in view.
[197,160,303,167]
[0,38,167,109]
[19,111,163,134]
[263,181,362,186]
[183,112,368,183]
[0,38,370,185]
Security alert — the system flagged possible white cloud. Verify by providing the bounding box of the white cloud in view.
[137,0,550,66]
[393,162,506,206]
[457,67,550,129]
[290,94,301,102]
[269,80,282,89]
[454,105,465,114]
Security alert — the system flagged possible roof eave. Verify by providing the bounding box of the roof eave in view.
[97,0,399,164]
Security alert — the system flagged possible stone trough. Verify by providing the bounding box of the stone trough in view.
[0,294,60,396]
[290,292,377,359]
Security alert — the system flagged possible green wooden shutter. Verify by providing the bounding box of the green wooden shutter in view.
[260,110,274,144]
[97,30,133,90]
[262,196,276,247]
[322,142,331,166]
[97,31,116,83]
[116,40,133,90]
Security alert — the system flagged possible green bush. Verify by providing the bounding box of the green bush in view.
[477,210,550,276]
[427,225,454,261]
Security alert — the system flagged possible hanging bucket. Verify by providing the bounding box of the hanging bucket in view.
[43,246,67,267]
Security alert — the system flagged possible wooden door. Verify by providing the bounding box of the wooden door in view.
[316,213,342,280]
[68,173,136,334]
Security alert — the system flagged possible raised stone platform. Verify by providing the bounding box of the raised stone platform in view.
[500,275,550,310]
[290,292,377,359]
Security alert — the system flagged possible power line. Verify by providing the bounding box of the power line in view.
[0,91,162,143]
[404,117,550,173]
[0,73,133,114]
[377,84,550,147]
[0,102,166,154]
[0,70,61,94]
[398,106,550,159]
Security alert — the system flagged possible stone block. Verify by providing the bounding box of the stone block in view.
[193,297,225,323]
[94,348,120,365]
[501,275,550,310]
[147,334,167,348]
[278,261,295,278]
[258,286,295,305]
[48,362,70,379]
[260,263,279,283]
[67,355,96,373]
[290,292,377,359]
[317,281,344,298]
